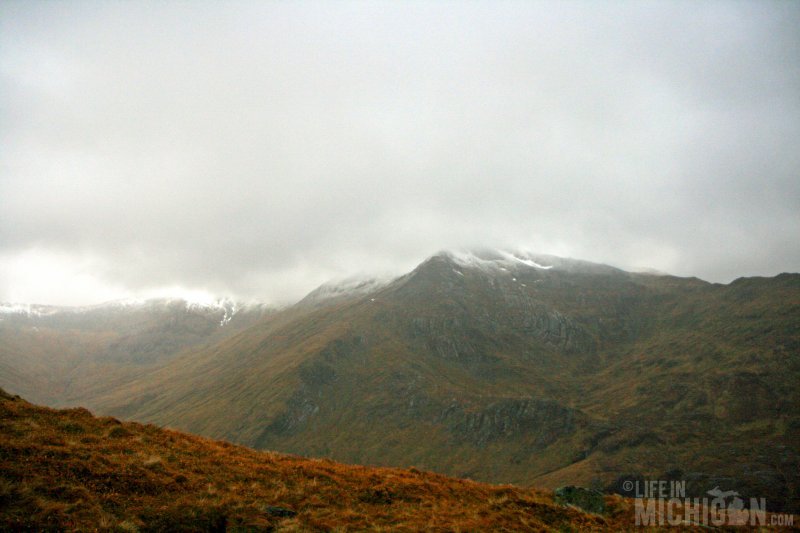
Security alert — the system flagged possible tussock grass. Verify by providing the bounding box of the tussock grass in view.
[0,392,640,531]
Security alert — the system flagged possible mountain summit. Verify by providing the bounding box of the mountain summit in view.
[436,248,624,275]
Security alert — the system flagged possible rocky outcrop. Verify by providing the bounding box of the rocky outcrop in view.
[409,316,497,363]
[439,398,581,448]
[400,254,600,360]
[554,486,606,514]
[256,336,368,444]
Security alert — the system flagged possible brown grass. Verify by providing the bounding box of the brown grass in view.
[3,390,751,531]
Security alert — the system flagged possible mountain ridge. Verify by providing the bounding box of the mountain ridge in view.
[0,248,705,312]
[2,250,798,512]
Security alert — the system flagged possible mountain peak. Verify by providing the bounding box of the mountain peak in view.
[437,249,555,271]
[430,248,624,277]
[298,274,396,307]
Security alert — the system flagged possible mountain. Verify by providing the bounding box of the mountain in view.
[1,389,635,530]
[0,298,273,407]
[2,249,798,513]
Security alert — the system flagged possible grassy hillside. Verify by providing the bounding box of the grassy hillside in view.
[0,389,642,531]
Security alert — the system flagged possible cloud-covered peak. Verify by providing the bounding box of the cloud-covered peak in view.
[1,2,798,306]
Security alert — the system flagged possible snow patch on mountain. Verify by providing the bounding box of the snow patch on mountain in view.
[301,275,395,305]
[443,249,554,272]
[436,248,628,277]
[183,299,239,326]
[0,303,59,317]
[0,297,267,327]
[497,250,553,270]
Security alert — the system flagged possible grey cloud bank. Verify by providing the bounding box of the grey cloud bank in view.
[1,1,798,305]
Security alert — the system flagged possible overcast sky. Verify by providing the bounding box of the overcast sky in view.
[1,1,798,305]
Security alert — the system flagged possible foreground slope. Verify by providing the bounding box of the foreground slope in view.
[0,389,633,531]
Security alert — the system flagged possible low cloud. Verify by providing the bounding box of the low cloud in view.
[1,1,798,305]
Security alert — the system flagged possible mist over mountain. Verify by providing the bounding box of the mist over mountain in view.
[3,1,799,307]
[0,297,273,406]
[3,249,798,513]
